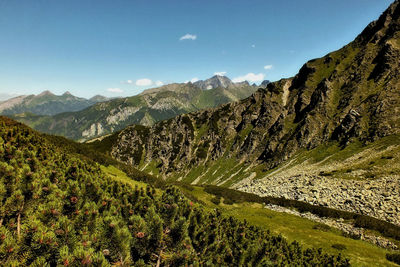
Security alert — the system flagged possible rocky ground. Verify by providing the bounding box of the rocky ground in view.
[235,174,400,226]
[264,204,398,250]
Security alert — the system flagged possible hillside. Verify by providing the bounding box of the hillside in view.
[13,76,257,141]
[0,116,352,266]
[0,91,108,116]
[100,1,400,225]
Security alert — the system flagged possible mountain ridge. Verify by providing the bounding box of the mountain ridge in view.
[12,77,258,141]
[0,90,109,116]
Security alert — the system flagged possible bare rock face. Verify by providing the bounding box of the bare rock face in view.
[193,75,234,90]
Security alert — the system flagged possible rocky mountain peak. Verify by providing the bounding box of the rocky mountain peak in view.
[261,80,270,86]
[356,0,399,44]
[193,75,234,90]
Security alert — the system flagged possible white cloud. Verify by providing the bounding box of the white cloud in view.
[214,71,227,76]
[232,73,265,83]
[136,78,153,86]
[180,33,197,41]
[264,65,273,70]
[107,88,124,93]
[155,80,164,87]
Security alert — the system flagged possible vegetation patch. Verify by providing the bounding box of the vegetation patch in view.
[332,244,347,251]
[386,253,400,265]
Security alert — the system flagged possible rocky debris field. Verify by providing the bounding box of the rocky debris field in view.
[236,174,400,226]
[265,204,398,250]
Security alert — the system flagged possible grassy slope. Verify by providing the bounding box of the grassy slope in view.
[174,184,397,267]
[160,134,400,187]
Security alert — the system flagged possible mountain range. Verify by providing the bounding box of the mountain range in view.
[12,75,260,141]
[91,0,400,226]
[0,90,109,116]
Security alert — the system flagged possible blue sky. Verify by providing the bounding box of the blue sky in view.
[0,0,394,98]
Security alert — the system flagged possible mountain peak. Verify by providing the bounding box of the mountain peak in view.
[37,90,54,97]
[356,0,400,44]
[193,75,233,90]
[261,80,271,87]
[63,91,72,96]
[90,95,108,102]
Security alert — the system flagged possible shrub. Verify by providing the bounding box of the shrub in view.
[332,244,347,250]
[210,196,221,205]
[312,223,331,232]
[223,198,234,205]
[386,253,400,265]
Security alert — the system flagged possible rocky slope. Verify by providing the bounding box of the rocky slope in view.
[0,90,107,116]
[104,1,400,223]
[14,77,257,141]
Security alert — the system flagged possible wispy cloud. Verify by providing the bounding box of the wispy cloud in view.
[136,78,153,86]
[180,33,197,41]
[155,80,164,86]
[232,73,265,83]
[214,71,227,76]
[107,88,124,93]
[251,44,256,48]
[264,65,273,70]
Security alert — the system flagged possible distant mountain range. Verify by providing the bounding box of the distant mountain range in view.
[0,90,109,116]
[11,75,263,141]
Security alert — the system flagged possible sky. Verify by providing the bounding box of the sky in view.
[0,0,394,99]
